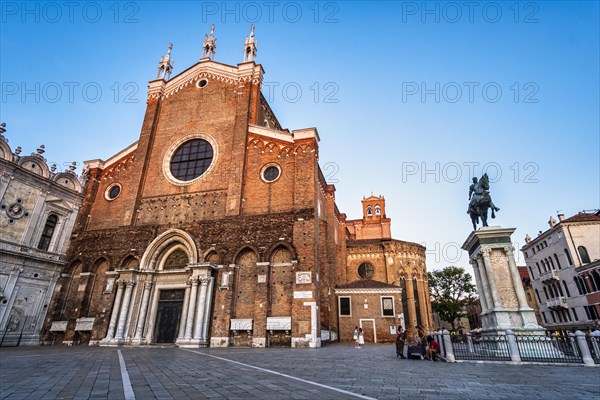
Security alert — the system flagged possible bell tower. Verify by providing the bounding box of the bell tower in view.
[243,25,258,62]
[362,195,386,223]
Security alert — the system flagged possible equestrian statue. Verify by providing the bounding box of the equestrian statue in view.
[467,174,500,231]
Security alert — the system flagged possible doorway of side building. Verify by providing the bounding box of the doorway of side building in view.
[359,319,377,343]
[154,289,184,343]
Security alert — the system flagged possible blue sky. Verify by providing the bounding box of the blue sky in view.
[1,1,599,274]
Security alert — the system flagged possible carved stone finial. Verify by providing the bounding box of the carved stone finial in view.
[202,24,217,60]
[51,164,57,173]
[69,161,77,173]
[37,145,45,155]
[14,146,21,156]
[525,234,532,244]
[0,122,6,134]
[157,43,174,80]
[243,25,258,62]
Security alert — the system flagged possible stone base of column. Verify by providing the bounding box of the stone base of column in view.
[251,337,266,348]
[176,338,207,348]
[129,338,152,346]
[481,308,544,334]
[210,337,230,347]
[99,337,126,347]
[291,337,321,348]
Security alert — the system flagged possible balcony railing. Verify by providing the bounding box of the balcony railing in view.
[540,270,559,283]
[547,296,568,309]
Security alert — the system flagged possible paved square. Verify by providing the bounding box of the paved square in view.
[1,343,598,399]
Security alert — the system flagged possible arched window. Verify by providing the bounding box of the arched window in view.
[535,288,541,303]
[564,249,573,266]
[556,283,563,297]
[549,257,555,270]
[574,277,584,295]
[562,280,571,297]
[366,206,372,216]
[536,262,541,274]
[543,286,549,299]
[528,266,535,279]
[375,205,381,216]
[578,246,591,264]
[587,273,598,292]
[37,214,58,251]
[592,270,600,292]
[554,254,561,270]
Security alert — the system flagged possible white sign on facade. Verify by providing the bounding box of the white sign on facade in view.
[49,321,68,332]
[293,291,312,299]
[74,317,95,331]
[266,316,292,331]
[230,318,253,331]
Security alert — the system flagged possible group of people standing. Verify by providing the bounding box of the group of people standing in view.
[353,326,365,348]
[395,326,440,360]
[351,325,440,360]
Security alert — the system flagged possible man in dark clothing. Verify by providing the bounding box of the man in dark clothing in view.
[395,326,407,358]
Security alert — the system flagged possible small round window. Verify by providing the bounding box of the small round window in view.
[105,184,121,201]
[197,79,208,88]
[170,139,214,181]
[262,165,280,182]
[358,262,374,280]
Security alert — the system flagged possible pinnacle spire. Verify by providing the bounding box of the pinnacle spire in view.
[202,24,217,60]
[243,24,258,62]
[157,43,174,80]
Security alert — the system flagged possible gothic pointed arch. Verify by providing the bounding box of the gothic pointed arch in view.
[202,248,222,264]
[233,245,260,264]
[266,242,296,263]
[139,229,198,270]
[119,255,140,270]
[234,247,259,318]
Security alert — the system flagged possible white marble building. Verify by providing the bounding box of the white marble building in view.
[0,123,84,345]
[521,211,600,332]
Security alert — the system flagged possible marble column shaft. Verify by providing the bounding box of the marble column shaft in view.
[184,278,199,340]
[134,281,153,339]
[471,259,489,313]
[481,252,502,309]
[105,281,125,339]
[177,284,191,340]
[115,281,135,340]
[201,277,214,339]
[193,279,208,339]
[505,247,529,309]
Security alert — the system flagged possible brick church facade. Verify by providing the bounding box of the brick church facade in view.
[42,26,432,348]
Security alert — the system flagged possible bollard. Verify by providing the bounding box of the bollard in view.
[436,331,445,357]
[575,331,595,367]
[467,333,474,353]
[442,329,455,363]
[506,330,521,363]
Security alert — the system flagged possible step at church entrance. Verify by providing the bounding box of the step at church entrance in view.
[154,289,184,343]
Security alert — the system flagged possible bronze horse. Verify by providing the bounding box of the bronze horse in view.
[468,173,499,231]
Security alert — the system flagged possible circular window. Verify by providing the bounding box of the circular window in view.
[169,139,214,182]
[105,184,122,201]
[262,165,281,183]
[358,262,374,280]
[197,79,208,88]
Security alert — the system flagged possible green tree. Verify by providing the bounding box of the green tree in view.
[427,266,477,331]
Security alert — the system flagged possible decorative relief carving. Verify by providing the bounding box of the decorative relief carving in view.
[101,154,135,180]
[296,271,311,284]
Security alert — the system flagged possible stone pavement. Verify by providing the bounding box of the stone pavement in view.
[1,343,598,399]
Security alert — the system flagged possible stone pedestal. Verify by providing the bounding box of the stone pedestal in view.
[462,227,544,335]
